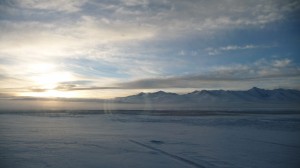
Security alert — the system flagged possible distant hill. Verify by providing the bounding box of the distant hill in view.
[114,87,300,110]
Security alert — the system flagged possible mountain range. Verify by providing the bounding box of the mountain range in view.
[113,87,300,110]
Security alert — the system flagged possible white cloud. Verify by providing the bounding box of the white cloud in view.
[272,59,291,68]
[118,0,300,35]
[15,0,87,13]
[206,44,275,55]
[220,45,257,51]
[1,0,299,49]
[121,0,149,7]
[0,15,156,64]
[73,15,155,43]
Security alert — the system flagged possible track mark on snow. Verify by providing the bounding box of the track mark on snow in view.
[242,138,300,148]
[129,140,206,168]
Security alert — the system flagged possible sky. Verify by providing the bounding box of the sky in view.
[0,0,300,100]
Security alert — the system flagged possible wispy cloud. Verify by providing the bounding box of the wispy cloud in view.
[272,59,291,68]
[11,0,87,13]
[206,44,275,56]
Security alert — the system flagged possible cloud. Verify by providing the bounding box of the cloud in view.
[1,0,300,98]
[54,81,121,91]
[0,92,16,98]
[0,73,9,80]
[22,58,298,92]
[0,17,155,59]
[121,0,149,7]
[12,0,87,13]
[137,57,299,87]
[206,44,275,55]
[2,0,299,37]
[0,15,159,82]
[1,0,298,61]
[272,59,291,68]
[113,58,300,90]
[221,45,261,51]
[128,0,300,34]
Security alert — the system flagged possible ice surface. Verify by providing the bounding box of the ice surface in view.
[0,112,300,168]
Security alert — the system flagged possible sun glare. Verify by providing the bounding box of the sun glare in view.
[22,63,78,98]
[31,72,73,87]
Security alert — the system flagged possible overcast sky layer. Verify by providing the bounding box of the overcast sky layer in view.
[0,0,300,99]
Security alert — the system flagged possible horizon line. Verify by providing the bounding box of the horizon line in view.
[1,86,299,101]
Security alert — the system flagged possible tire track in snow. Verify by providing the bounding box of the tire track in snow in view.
[129,140,206,168]
[242,138,300,148]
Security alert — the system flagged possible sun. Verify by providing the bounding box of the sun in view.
[31,72,73,88]
[20,63,79,98]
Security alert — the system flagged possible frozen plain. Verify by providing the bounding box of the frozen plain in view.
[0,111,300,168]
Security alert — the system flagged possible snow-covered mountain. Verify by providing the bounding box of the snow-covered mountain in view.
[116,87,300,103]
[114,87,300,110]
[115,91,181,103]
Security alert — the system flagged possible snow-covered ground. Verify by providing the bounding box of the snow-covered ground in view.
[0,112,300,168]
